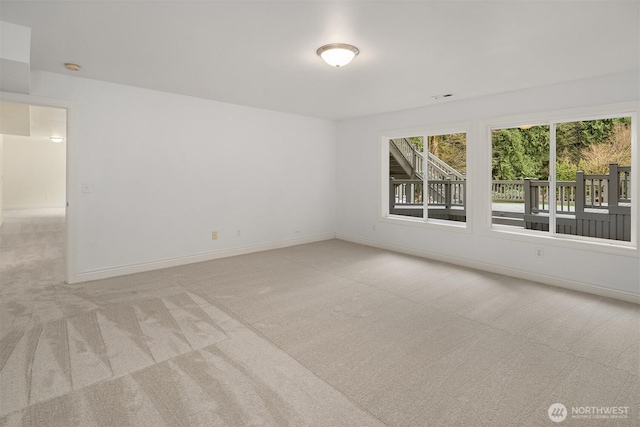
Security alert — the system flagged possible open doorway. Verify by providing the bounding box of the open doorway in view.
[1,100,68,285]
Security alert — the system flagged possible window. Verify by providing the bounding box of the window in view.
[387,131,467,225]
[491,115,633,243]
[491,125,550,229]
[388,137,424,219]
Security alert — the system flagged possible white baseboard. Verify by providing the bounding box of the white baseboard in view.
[75,233,336,283]
[4,205,67,210]
[336,233,640,304]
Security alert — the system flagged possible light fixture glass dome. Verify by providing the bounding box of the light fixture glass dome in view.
[317,43,359,67]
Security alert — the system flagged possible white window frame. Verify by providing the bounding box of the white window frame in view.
[380,123,472,233]
[479,102,639,256]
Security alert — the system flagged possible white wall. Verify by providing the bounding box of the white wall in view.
[0,135,3,225]
[25,68,639,298]
[336,70,640,298]
[0,21,31,94]
[0,21,31,64]
[2,135,66,209]
[29,70,336,276]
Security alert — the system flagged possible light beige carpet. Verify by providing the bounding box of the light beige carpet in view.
[1,210,638,426]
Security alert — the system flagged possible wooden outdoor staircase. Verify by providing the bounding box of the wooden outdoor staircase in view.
[389,154,413,179]
[388,138,464,181]
[388,138,467,221]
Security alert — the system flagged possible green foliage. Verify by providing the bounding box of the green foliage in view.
[405,134,467,175]
[576,122,632,174]
[404,117,630,182]
[491,127,548,180]
[555,158,576,181]
[492,118,631,180]
[406,137,424,152]
[555,117,630,167]
[429,133,467,174]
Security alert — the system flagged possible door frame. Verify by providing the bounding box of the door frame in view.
[1,91,78,283]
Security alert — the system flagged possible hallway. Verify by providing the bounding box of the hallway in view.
[0,208,66,336]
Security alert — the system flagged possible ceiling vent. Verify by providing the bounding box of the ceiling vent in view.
[431,94,453,100]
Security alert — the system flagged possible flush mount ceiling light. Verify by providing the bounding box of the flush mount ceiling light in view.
[316,43,359,67]
[64,63,81,71]
[50,136,64,143]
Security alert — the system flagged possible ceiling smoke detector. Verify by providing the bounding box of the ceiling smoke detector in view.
[64,63,81,71]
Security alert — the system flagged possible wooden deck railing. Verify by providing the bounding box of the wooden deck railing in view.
[491,181,524,201]
[521,164,631,241]
[390,179,423,206]
[393,167,629,212]
[390,178,465,208]
[523,164,631,215]
[390,164,630,240]
[491,164,631,213]
[618,166,631,203]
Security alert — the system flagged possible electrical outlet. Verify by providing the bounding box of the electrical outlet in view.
[236,230,241,237]
[372,224,376,231]
[535,248,544,258]
[82,183,90,193]
[212,231,218,240]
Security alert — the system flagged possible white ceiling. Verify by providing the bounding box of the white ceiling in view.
[1,1,638,120]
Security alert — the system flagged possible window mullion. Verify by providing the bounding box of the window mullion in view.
[422,139,428,221]
[549,123,557,235]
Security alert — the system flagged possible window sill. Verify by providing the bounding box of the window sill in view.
[380,214,471,234]
[484,225,638,258]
